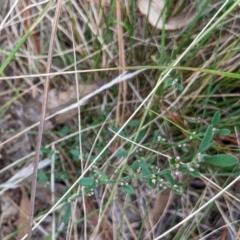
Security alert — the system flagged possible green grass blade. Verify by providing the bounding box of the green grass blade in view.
[0,0,54,74]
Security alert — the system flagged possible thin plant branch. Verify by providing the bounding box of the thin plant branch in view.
[26,0,63,239]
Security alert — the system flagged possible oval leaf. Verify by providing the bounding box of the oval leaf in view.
[70,149,80,157]
[94,169,109,183]
[204,154,238,167]
[61,126,69,136]
[170,157,176,165]
[218,128,231,136]
[198,125,213,153]
[38,171,49,183]
[79,177,95,186]
[128,120,141,127]
[190,169,200,177]
[211,111,220,126]
[116,150,128,158]
[148,178,155,189]
[136,131,147,142]
[164,171,175,185]
[139,161,151,177]
[176,83,183,91]
[121,185,135,194]
[132,161,140,172]
[63,203,71,224]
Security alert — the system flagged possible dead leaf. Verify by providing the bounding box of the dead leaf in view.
[32,81,103,126]
[138,0,196,30]
[52,82,104,124]
[37,81,103,111]
[150,188,174,226]
[15,185,30,240]
[85,196,113,240]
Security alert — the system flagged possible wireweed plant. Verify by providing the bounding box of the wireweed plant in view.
[78,111,238,194]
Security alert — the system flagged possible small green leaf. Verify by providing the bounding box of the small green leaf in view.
[38,171,49,183]
[198,125,213,153]
[41,147,52,154]
[204,154,238,167]
[136,131,147,142]
[79,177,95,186]
[121,185,135,194]
[190,169,200,177]
[170,157,176,165]
[94,170,109,182]
[139,161,151,177]
[154,130,160,139]
[63,203,71,224]
[165,78,173,88]
[61,172,70,180]
[176,83,183,91]
[61,126,69,136]
[178,164,188,173]
[181,147,189,153]
[149,157,155,164]
[218,128,231,136]
[70,149,80,158]
[148,179,155,188]
[116,150,128,158]
[128,120,141,127]
[112,127,126,137]
[132,161,140,172]
[164,171,175,185]
[211,111,220,126]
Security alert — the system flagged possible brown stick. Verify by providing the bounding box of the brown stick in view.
[116,0,127,127]
[27,1,62,239]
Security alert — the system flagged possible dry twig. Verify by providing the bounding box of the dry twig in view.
[26,0,63,239]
